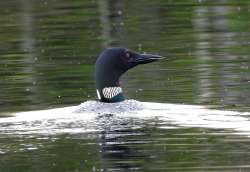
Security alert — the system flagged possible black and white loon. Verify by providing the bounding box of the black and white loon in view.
[95,47,163,103]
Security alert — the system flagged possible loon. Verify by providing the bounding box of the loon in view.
[95,47,163,103]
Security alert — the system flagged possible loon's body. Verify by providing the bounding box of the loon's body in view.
[95,48,163,103]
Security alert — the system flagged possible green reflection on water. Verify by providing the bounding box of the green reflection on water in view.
[0,0,249,112]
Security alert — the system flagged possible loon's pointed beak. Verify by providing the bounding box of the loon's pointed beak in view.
[134,53,165,64]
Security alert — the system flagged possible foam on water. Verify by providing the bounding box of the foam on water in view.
[0,100,249,136]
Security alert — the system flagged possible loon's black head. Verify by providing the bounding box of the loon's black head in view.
[95,47,163,103]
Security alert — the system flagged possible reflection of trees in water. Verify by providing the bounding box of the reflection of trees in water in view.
[20,0,40,109]
[98,0,126,48]
[0,0,40,112]
[193,6,214,103]
[193,2,250,107]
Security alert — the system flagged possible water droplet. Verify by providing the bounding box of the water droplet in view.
[138,44,142,51]
[117,10,122,15]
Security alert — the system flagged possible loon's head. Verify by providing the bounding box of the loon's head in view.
[95,47,163,103]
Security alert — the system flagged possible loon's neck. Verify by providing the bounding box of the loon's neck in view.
[95,49,127,103]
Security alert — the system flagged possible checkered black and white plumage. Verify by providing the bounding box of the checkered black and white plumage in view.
[102,87,122,99]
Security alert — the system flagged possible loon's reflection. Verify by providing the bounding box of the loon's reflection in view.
[96,114,148,171]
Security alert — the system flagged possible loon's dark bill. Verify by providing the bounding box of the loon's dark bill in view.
[134,53,165,64]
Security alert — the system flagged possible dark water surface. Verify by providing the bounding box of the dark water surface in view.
[1,0,250,171]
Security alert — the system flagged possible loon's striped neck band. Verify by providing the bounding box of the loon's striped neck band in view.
[96,87,124,102]
[102,87,122,99]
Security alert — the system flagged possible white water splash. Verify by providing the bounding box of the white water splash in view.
[0,100,249,136]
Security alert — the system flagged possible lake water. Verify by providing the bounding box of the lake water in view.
[0,0,250,171]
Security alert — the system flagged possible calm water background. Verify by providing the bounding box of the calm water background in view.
[0,0,250,171]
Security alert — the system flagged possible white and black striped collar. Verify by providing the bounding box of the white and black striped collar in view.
[96,87,122,100]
